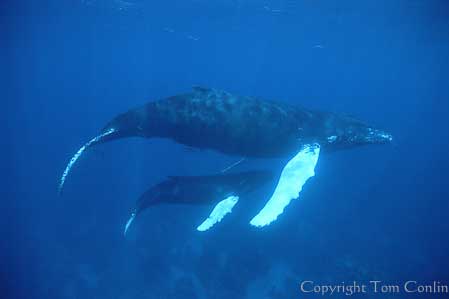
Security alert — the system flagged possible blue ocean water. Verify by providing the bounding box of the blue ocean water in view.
[3,0,449,298]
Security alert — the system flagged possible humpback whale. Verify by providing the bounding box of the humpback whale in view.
[60,87,392,227]
[123,170,274,235]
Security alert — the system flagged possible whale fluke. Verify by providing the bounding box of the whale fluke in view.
[124,212,136,236]
[197,195,239,231]
[58,128,116,195]
[250,143,320,227]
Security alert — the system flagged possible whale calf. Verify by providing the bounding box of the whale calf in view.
[60,87,392,227]
[123,170,274,235]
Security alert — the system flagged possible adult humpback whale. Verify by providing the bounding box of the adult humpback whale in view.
[60,87,392,227]
[123,170,274,235]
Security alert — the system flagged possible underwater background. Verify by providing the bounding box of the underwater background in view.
[3,0,449,298]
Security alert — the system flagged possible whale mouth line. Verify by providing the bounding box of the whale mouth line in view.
[58,128,116,195]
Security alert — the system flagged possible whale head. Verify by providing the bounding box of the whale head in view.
[324,114,393,149]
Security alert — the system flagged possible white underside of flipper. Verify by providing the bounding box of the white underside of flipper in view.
[250,143,320,227]
[197,195,239,232]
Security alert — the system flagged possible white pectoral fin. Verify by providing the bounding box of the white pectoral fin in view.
[250,143,320,227]
[197,196,239,232]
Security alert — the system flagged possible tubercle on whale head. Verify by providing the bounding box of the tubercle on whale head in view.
[324,114,393,149]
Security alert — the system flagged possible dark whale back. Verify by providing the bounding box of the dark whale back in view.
[101,87,392,158]
[113,87,323,157]
[156,88,324,157]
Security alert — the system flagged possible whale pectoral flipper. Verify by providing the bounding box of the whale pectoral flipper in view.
[197,195,239,232]
[250,144,320,227]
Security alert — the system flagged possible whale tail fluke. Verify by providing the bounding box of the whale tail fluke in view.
[124,212,136,236]
[58,128,116,195]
